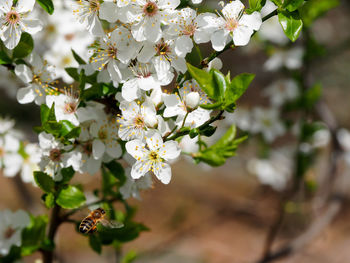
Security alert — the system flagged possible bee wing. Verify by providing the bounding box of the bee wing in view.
[99,219,124,229]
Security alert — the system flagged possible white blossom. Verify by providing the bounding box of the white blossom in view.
[0,0,42,49]
[0,210,30,255]
[264,47,304,71]
[208,0,262,51]
[73,0,104,36]
[126,132,180,184]
[120,168,153,199]
[263,79,299,107]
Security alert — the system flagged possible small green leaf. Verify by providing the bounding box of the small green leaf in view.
[13,33,34,59]
[89,235,102,254]
[0,50,12,64]
[122,250,138,263]
[65,67,80,81]
[42,193,55,209]
[283,0,304,12]
[247,0,266,13]
[34,171,55,193]
[200,101,224,110]
[60,120,76,136]
[36,0,54,14]
[278,11,303,42]
[60,167,75,184]
[270,0,282,6]
[72,49,86,64]
[187,63,217,100]
[56,185,86,209]
[105,161,126,185]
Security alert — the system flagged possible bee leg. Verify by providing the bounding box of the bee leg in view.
[89,226,97,234]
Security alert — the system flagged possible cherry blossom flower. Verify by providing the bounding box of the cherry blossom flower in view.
[209,0,262,51]
[0,133,21,177]
[121,62,172,102]
[73,0,104,36]
[118,100,159,141]
[90,27,141,84]
[166,8,217,57]
[138,38,187,82]
[126,132,180,184]
[0,0,42,49]
[16,53,57,105]
[120,168,153,199]
[0,209,30,255]
[263,79,299,107]
[19,143,40,184]
[127,0,180,43]
[264,47,304,71]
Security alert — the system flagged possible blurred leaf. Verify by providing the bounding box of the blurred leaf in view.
[60,167,75,184]
[122,250,138,263]
[72,49,86,64]
[56,185,86,209]
[247,0,266,13]
[65,67,80,81]
[0,50,12,64]
[21,215,48,256]
[1,246,21,263]
[36,0,54,14]
[59,120,81,139]
[271,0,282,6]
[302,83,322,109]
[42,192,55,209]
[300,0,339,27]
[13,33,34,59]
[34,171,55,193]
[283,0,304,12]
[278,11,303,42]
[105,161,126,185]
[89,235,102,254]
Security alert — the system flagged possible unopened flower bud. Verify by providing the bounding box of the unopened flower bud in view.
[185,92,200,111]
[144,114,158,128]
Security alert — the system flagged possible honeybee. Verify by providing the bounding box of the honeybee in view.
[79,208,123,234]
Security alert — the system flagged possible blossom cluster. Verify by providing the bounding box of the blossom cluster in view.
[7,0,263,189]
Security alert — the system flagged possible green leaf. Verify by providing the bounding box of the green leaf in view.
[21,215,48,255]
[278,11,303,42]
[72,49,86,64]
[200,101,224,110]
[60,167,75,184]
[187,63,217,100]
[283,0,304,12]
[0,50,12,64]
[302,83,322,109]
[224,73,255,111]
[36,0,54,14]
[270,0,282,6]
[12,33,34,59]
[56,185,86,209]
[300,0,339,27]
[212,69,227,98]
[65,67,80,81]
[194,126,247,166]
[34,171,55,193]
[59,120,80,138]
[1,246,21,262]
[105,161,126,185]
[122,250,138,263]
[43,193,55,208]
[247,0,266,13]
[89,235,102,254]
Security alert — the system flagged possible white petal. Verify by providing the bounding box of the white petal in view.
[222,1,244,19]
[158,0,180,9]
[93,139,105,159]
[232,25,253,46]
[15,64,33,83]
[152,56,171,79]
[99,2,118,23]
[211,29,229,51]
[2,25,22,49]
[159,141,180,160]
[137,42,156,63]
[21,19,43,34]
[17,86,35,104]
[153,162,172,184]
[131,160,150,179]
[131,22,146,42]
[240,12,262,31]
[122,79,140,101]
[175,35,193,57]
[126,139,147,159]
[107,60,122,82]
[146,132,163,151]
[144,18,162,43]
[171,56,187,73]
[4,154,22,177]
[87,14,104,36]
[16,0,34,12]
[106,142,122,158]
[138,75,159,91]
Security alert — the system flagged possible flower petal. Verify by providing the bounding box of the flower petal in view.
[159,141,180,160]
[92,139,105,159]
[153,162,172,184]
[17,86,35,104]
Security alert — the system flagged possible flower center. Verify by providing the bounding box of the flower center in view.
[107,46,117,59]
[149,151,159,161]
[64,102,78,114]
[262,118,272,127]
[182,24,196,36]
[98,129,108,141]
[4,227,16,239]
[6,11,20,25]
[89,0,100,12]
[143,2,158,17]
[49,149,62,162]
[82,142,93,156]
[133,115,144,128]
[225,18,239,32]
[156,41,171,57]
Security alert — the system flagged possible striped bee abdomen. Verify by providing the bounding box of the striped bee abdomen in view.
[79,217,95,234]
